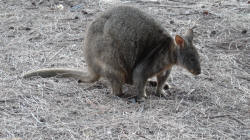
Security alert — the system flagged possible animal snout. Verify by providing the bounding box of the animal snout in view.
[190,67,201,75]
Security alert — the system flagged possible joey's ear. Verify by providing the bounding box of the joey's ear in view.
[185,29,193,41]
[175,35,185,47]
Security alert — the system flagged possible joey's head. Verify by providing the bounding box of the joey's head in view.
[175,29,201,75]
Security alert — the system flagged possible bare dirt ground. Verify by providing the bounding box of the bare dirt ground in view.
[0,0,249,139]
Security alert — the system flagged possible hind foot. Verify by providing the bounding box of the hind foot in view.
[110,79,125,97]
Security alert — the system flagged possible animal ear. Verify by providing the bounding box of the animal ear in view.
[175,35,185,47]
[185,29,193,41]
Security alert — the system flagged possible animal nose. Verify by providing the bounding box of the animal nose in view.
[196,68,201,75]
[196,71,201,75]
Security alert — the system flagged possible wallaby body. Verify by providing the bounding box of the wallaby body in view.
[24,6,201,101]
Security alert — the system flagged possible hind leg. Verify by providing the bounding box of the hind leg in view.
[104,68,126,97]
[156,69,171,97]
[78,68,100,83]
[109,78,123,97]
[94,59,125,97]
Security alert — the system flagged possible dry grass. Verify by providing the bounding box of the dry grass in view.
[0,0,249,139]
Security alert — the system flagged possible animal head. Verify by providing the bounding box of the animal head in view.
[175,29,201,75]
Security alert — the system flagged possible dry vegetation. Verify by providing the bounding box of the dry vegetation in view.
[0,0,249,139]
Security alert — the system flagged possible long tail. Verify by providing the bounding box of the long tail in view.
[23,68,89,79]
[23,68,100,83]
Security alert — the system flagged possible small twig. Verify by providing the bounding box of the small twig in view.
[49,47,65,61]
[149,5,193,9]
[168,0,196,4]
[203,114,231,119]
[136,132,150,140]
[25,7,39,10]
[31,113,42,124]
[157,11,200,16]
[176,89,195,111]
[162,94,168,100]
[0,99,16,103]
[203,114,246,126]
[66,38,84,42]
[228,116,246,126]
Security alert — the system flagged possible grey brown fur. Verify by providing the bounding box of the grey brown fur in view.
[23,6,201,101]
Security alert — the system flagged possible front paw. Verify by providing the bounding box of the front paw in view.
[148,81,170,90]
[148,80,157,87]
[156,89,170,99]
[163,84,170,90]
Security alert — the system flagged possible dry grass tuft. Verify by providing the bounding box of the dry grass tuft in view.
[0,0,249,139]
